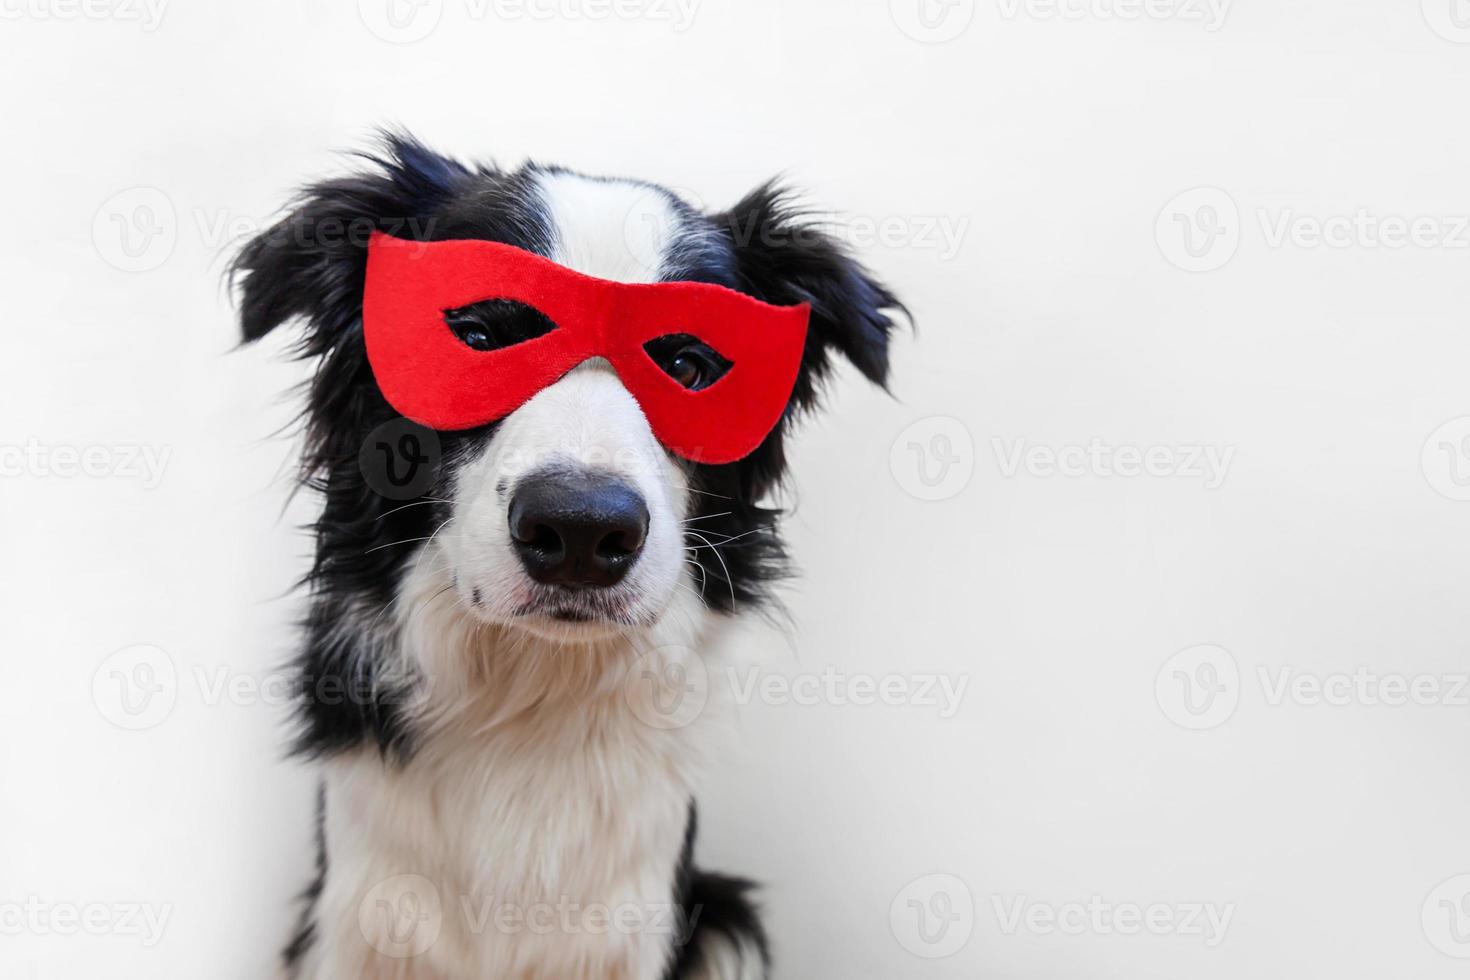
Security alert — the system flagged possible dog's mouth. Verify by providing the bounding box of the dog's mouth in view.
[545,606,595,623]
[510,588,640,633]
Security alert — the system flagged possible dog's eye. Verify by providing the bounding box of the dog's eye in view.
[444,299,558,352]
[643,334,733,392]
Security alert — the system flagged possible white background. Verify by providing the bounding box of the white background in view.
[4,0,1470,977]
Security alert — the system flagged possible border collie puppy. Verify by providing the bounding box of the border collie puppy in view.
[234,132,903,980]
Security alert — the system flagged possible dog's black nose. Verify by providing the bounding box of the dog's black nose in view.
[508,469,649,589]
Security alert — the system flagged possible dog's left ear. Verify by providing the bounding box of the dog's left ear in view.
[231,132,472,354]
[713,182,907,411]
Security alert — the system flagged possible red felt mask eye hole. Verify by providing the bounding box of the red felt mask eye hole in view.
[443,298,559,352]
[643,333,734,391]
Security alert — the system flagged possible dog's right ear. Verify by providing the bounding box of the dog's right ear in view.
[232,133,471,353]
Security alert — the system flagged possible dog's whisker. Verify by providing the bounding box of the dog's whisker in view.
[683,524,776,557]
[682,557,709,598]
[411,517,456,578]
[680,484,733,501]
[374,498,454,522]
[680,512,733,524]
[685,529,736,608]
[363,535,440,555]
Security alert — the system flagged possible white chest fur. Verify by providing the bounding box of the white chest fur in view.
[294,557,724,980]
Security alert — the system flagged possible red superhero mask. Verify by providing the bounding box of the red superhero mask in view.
[363,232,811,464]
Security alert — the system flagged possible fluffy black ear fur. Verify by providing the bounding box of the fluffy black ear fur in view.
[230,134,486,610]
[665,186,907,615]
[233,134,475,351]
[698,184,908,503]
[714,182,905,407]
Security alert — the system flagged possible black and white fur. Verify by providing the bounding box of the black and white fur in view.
[234,132,902,980]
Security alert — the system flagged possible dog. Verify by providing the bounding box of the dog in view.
[234,131,903,980]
